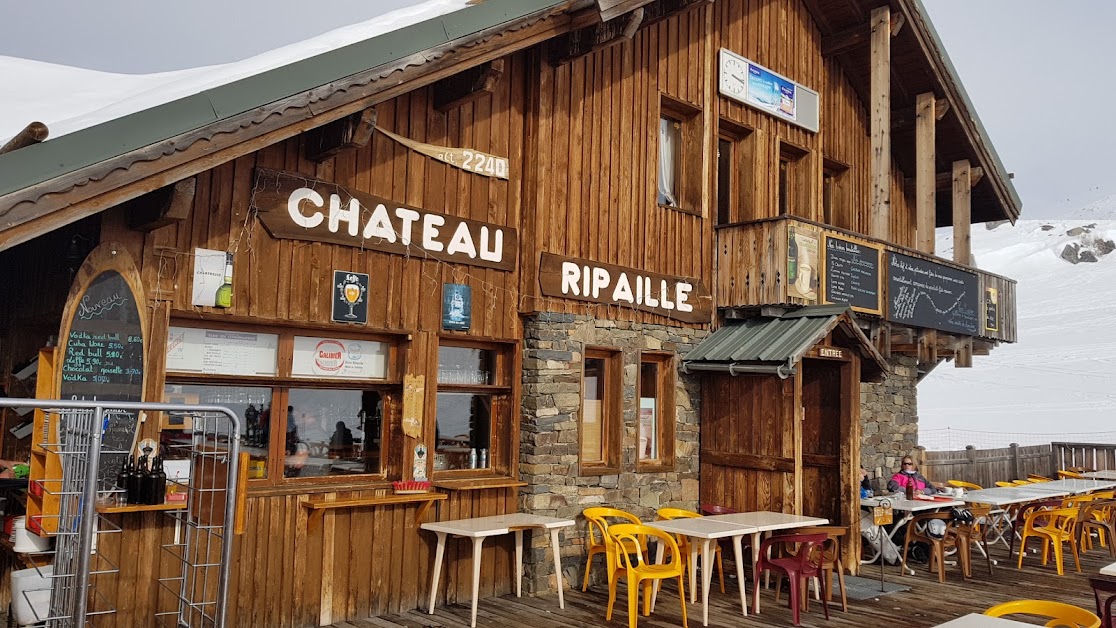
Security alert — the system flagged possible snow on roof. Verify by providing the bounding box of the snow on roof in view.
[0,0,469,143]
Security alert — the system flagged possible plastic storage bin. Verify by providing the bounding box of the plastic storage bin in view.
[10,564,52,626]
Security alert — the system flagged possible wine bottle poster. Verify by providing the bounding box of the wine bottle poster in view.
[192,248,233,307]
[786,224,820,303]
[332,270,369,324]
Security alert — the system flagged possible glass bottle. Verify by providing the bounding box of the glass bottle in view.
[128,455,146,505]
[787,225,799,285]
[151,457,167,505]
[215,253,233,308]
[905,477,915,501]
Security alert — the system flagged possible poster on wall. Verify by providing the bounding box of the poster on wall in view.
[748,64,796,119]
[332,270,369,324]
[786,225,820,303]
[166,327,279,376]
[291,336,388,380]
[718,49,820,133]
[442,284,472,331]
[985,287,1000,332]
[192,249,233,308]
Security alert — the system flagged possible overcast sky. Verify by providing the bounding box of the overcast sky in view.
[0,0,1112,218]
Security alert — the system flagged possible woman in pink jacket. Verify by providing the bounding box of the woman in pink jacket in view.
[886,456,937,495]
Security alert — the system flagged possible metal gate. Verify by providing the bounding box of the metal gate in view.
[0,399,241,628]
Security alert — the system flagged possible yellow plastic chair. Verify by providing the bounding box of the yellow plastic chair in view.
[1017,507,1081,576]
[948,480,983,490]
[995,481,1017,488]
[984,600,1101,628]
[605,523,688,628]
[583,507,647,592]
[656,507,725,594]
[1013,479,1033,485]
[1028,474,1054,482]
[1059,470,1087,479]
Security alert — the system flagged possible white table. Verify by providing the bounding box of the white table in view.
[1102,560,1116,576]
[960,487,1070,549]
[422,513,574,627]
[1084,470,1116,480]
[933,613,1033,627]
[701,511,829,613]
[646,518,756,627]
[1023,478,1116,494]
[860,495,963,570]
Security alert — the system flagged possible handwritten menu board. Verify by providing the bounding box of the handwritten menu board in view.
[887,253,979,335]
[58,270,144,485]
[823,235,881,314]
[985,287,999,333]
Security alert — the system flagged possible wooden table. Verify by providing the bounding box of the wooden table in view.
[1102,560,1116,576]
[646,518,757,626]
[421,513,575,628]
[933,613,1033,627]
[701,511,829,612]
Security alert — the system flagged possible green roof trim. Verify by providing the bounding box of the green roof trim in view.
[0,0,565,200]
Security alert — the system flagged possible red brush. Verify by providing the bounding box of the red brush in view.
[392,480,431,494]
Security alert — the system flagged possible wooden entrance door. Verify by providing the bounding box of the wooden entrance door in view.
[800,358,845,524]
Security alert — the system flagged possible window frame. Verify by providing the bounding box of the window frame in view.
[430,336,517,481]
[161,319,402,490]
[715,119,756,225]
[635,351,676,473]
[778,141,810,218]
[822,157,851,229]
[657,95,703,216]
[579,346,623,476]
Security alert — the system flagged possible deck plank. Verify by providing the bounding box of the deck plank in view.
[338,543,1113,627]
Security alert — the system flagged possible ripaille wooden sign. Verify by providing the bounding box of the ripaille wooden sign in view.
[538,253,712,324]
[251,168,517,271]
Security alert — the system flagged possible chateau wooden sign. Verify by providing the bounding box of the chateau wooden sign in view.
[538,253,712,323]
[251,168,518,271]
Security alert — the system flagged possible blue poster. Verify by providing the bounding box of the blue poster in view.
[442,284,471,331]
[747,63,796,120]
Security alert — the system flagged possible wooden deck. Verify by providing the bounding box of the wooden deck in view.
[332,542,1113,628]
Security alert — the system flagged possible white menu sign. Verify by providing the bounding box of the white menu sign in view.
[292,336,388,380]
[166,327,279,376]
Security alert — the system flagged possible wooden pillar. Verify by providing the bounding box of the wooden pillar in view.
[952,159,972,265]
[869,6,891,239]
[915,92,936,253]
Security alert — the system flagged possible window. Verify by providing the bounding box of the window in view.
[778,141,811,219]
[434,342,512,475]
[580,348,621,473]
[716,120,756,224]
[822,158,850,228]
[637,353,675,470]
[162,323,397,486]
[657,96,702,214]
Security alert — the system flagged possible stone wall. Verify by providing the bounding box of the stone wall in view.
[860,354,919,487]
[518,313,707,593]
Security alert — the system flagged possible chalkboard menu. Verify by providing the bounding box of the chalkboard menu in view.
[59,270,144,485]
[887,252,979,335]
[823,235,881,314]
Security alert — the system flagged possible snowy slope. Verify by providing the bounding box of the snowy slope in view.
[0,0,469,142]
[919,203,1116,449]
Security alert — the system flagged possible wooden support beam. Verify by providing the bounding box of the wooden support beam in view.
[124,177,196,233]
[0,121,49,155]
[918,329,938,365]
[953,159,972,266]
[972,340,995,356]
[889,326,917,346]
[821,11,905,57]
[891,97,949,131]
[915,92,936,254]
[550,8,645,65]
[903,167,984,192]
[869,6,891,240]
[596,0,655,22]
[433,59,506,111]
[304,107,377,163]
[954,337,973,368]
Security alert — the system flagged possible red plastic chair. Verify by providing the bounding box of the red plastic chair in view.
[752,533,830,626]
[1090,577,1116,628]
[700,504,738,516]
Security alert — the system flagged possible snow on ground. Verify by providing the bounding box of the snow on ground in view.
[919,200,1116,449]
[0,0,469,142]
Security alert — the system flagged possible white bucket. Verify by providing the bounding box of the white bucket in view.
[11,516,52,553]
[10,564,52,626]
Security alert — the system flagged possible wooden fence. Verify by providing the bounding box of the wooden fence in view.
[916,442,1116,487]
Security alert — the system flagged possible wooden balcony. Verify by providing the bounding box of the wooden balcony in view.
[716,217,1017,365]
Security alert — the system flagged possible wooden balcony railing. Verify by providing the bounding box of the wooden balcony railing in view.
[715,216,1017,344]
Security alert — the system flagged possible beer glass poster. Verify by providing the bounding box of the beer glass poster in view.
[442,284,471,331]
[786,226,820,302]
[332,270,369,324]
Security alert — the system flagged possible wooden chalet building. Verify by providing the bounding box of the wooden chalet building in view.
[0,0,1019,625]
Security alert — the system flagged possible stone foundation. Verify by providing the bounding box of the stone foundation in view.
[518,313,707,594]
[860,355,919,487]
